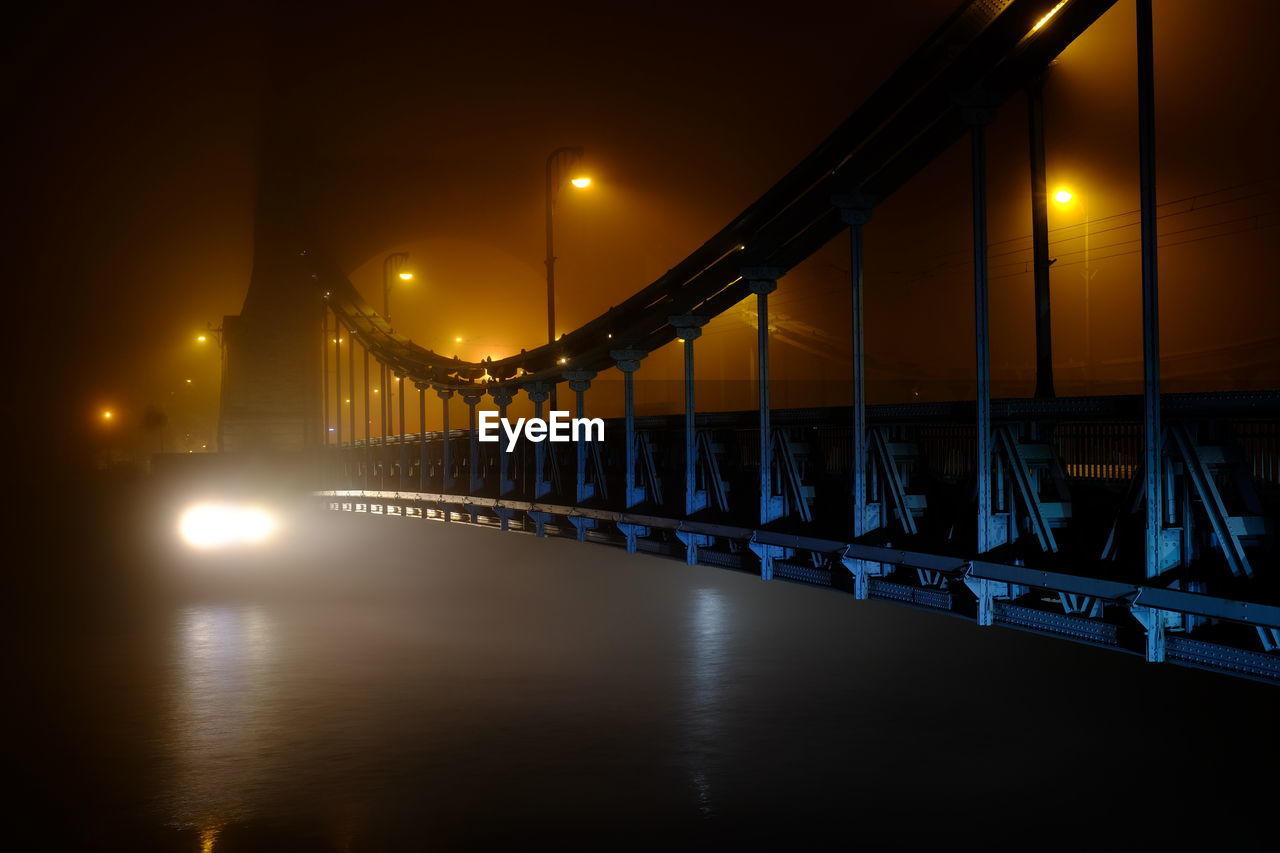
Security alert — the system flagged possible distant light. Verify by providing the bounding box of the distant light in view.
[1030,0,1068,33]
[102,410,113,420]
[178,503,276,549]
[398,272,414,281]
[736,244,745,251]
[196,335,207,343]
[345,399,351,404]
[570,177,592,189]
[1053,187,1074,204]
[558,357,568,364]
[328,427,335,431]
[185,379,192,384]
[455,336,463,343]
[607,333,612,338]
[677,338,685,344]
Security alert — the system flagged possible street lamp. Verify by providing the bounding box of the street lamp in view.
[546,147,591,409]
[1052,186,1096,384]
[380,252,409,438]
[382,252,410,323]
[545,146,591,347]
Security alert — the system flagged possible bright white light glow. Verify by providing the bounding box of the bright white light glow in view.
[179,503,276,549]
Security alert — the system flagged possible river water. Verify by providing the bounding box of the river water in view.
[18,481,1278,850]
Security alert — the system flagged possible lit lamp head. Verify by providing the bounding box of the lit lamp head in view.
[570,177,592,189]
[398,272,414,281]
[1053,187,1074,205]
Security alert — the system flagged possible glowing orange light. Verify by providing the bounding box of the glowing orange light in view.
[570,177,592,189]
[398,272,414,281]
[102,410,113,420]
[455,336,463,343]
[1053,187,1074,204]
[196,334,207,343]
[1031,1,1067,33]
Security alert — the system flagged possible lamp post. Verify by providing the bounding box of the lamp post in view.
[382,252,411,322]
[545,147,589,346]
[380,253,410,439]
[1053,187,1095,388]
[545,147,591,410]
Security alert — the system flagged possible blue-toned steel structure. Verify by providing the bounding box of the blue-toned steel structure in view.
[286,0,1279,683]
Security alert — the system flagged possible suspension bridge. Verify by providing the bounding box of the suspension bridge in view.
[219,0,1280,684]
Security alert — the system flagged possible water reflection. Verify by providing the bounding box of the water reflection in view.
[168,605,276,832]
[198,823,221,853]
[686,587,730,816]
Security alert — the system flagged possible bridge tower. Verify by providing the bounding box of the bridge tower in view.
[218,115,323,452]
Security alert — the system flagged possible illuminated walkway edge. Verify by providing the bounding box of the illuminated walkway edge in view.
[319,489,1280,685]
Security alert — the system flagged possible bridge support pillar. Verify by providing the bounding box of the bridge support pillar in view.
[490,389,516,497]
[617,522,651,554]
[363,347,373,489]
[564,370,598,504]
[436,388,455,498]
[670,316,710,517]
[396,374,407,491]
[743,269,786,526]
[416,382,429,492]
[749,540,793,581]
[675,530,714,566]
[347,328,356,483]
[964,103,997,553]
[1137,0,1164,579]
[834,196,876,540]
[963,575,1009,627]
[611,349,649,508]
[377,362,389,489]
[1131,605,1178,663]
[840,554,887,601]
[461,390,485,495]
[332,310,342,454]
[567,514,594,542]
[525,382,553,499]
[527,510,553,537]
